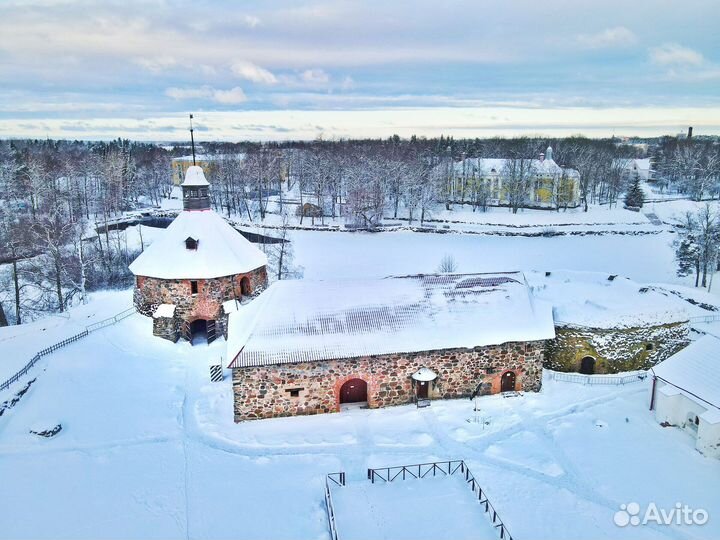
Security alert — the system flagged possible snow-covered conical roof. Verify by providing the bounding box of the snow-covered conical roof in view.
[182,165,210,187]
[129,210,267,279]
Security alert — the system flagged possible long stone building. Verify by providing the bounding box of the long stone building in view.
[227,273,555,422]
[129,166,268,343]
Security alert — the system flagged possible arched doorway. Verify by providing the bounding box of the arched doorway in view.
[189,319,207,344]
[579,356,596,375]
[240,276,251,296]
[500,371,516,392]
[339,378,367,404]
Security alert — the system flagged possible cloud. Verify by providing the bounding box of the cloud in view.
[650,43,704,67]
[231,61,277,84]
[212,87,247,104]
[300,68,330,85]
[575,27,637,49]
[165,85,247,104]
[134,55,177,73]
[243,14,261,28]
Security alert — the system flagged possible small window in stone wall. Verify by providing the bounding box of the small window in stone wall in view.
[286,388,303,398]
[646,343,654,351]
[190,280,198,294]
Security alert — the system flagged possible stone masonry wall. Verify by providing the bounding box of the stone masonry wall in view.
[134,266,267,323]
[544,321,690,373]
[232,340,545,422]
[153,316,179,342]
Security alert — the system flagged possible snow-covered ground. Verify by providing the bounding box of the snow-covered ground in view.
[291,229,680,284]
[331,473,499,540]
[0,297,718,540]
[2,192,719,540]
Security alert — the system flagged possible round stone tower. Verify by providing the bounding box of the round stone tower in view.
[129,166,268,343]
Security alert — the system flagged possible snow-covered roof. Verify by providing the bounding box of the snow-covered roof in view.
[227,273,555,368]
[453,157,579,178]
[153,304,176,318]
[181,165,210,187]
[613,158,652,172]
[412,367,438,381]
[527,270,689,328]
[129,210,267,279]
[652,335,720,409]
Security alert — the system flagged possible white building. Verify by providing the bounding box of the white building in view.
[650,335,720,458]
[613,158,653,182]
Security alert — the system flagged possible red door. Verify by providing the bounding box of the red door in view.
[416,381,429,399]
[340,378,368,403]
[501,371,516,392]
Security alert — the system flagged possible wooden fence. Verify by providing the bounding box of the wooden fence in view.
[324,472,345,540]
[0,307,136,393]
[325,461,512,540]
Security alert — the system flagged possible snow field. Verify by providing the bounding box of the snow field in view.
[1,301,718,539]
[290,229,680,284]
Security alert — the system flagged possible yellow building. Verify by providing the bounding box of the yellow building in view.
[450,147,581,209]
[171,155,221,185]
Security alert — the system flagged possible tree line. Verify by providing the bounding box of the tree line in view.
[1,133,718,323]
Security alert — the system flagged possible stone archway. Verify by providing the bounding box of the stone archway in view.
[240,276,251,296]
[579,356,596,375]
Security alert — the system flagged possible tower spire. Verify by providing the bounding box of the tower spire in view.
[189,113,196,166]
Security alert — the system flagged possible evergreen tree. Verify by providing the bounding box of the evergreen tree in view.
[624,177,645,208]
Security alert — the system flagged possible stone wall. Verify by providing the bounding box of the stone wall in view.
[133,266,267,323]
[232,340,545,422]
[153,316,178,342]
[544,321,690,373]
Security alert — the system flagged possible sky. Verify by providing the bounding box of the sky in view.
[0,0,719,141]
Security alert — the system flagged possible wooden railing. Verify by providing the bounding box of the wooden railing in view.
[0,306,136,393]
[366,460,513,540]
[324,472,345,540]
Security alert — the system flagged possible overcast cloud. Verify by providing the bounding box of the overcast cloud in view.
[0,0,718,140]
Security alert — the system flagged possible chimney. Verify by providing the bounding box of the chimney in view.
[688,126,693,139]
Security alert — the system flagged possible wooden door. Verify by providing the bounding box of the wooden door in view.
[206,320,217,344]
[501,371,516,392]
[340,378,367,403]
[416,381,429,399]
[181,320,191,342]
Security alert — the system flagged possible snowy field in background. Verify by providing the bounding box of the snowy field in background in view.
[291,229,680,284]
[0,301,718,540]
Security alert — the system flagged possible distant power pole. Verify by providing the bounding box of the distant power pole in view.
[189,113,196,165]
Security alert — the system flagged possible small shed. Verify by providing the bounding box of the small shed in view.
[650,335,720,458]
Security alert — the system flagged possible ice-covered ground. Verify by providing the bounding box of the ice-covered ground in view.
[0,299,718,540]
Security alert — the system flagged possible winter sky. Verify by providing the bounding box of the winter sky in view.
[1,0,719,141]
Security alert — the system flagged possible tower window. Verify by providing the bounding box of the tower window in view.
[190,281,198,294]
[185,237,198,250]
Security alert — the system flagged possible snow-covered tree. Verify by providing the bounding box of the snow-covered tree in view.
[624,177,645,208]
